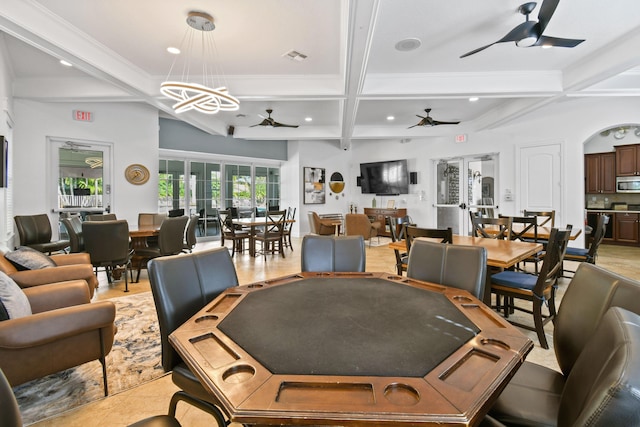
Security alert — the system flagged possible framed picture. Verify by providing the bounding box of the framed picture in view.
[303,167,325,204]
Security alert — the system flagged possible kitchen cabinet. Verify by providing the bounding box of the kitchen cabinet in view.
[364,208,407,237]
[585,152,616,193]
[614,212,640,244]
[615,144,640,176]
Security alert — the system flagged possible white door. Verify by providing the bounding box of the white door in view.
[517,143,562,222]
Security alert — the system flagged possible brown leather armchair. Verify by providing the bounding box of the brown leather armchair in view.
[345,213,381,243]
[308,211,337,235]
[0,251,99,298]
[0,280,116,395]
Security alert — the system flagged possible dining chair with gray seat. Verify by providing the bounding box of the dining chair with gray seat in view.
[82,219,134,291]
[254,209,287,260]
[147,248,239,426]
[135,216,188,282]
[470,215,512,240]
[301,235,366,272]
[488,262,640,426]
[406,239,487,299]
[562,213,607,277]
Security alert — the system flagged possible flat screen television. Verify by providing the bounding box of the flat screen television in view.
[359,159,409,195]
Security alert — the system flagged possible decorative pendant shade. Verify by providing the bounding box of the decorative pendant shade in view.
[161,11,239,115]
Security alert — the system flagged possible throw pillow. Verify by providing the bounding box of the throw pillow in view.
[0,299,9,321]
[4,246,57,271]
[0,271,32,319]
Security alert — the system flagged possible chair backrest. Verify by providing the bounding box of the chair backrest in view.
[61,216,84,252]
[504,215,538,242]
[168,208,185,218]
[147,248,239,371]
[307,212,319,234]
[407,240,487,299]
[138,212,167,226]
[553,262,640,376]
[530,226,571,299]
[586,214,608,260]
[523,210,555,227]
[263,210,287,235]
[301,235,366,272]
[470,214,512,240]
[184,215,199,250]
[405,225,453,254]
[558,307,640,426]
[14,214,52,245]
[158,216,189,255]
[85,213,117,221]
[345,214,376,240]
[82,220,131,265]
[0,368,22,427]
[219,209,238,236]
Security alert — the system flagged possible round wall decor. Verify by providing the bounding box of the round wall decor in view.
[125,164,150,185]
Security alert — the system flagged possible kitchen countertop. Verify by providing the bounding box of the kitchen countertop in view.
[586,208,640,214]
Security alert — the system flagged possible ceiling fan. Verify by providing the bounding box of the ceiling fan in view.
[460,0,585,58]
[250,109,299,128]
[408,109,460,128]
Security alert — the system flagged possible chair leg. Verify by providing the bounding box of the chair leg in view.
[533,298,549,349]
[168,391,227,427]
[99,332,109,396]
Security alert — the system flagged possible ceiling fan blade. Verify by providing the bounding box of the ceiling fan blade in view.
[460,42,496,58]
[534,35,584,48]
[537,0,559,34]
[432,120,461,126]
[273,122,299,128]
[251,119,271,127]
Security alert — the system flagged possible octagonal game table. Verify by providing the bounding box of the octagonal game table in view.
[169,272,533,426]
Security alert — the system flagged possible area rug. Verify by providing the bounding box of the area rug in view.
[13,292,165,426]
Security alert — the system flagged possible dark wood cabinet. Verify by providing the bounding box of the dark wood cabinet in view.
[615,144,640,176]
[364,208,407,237]
[615,213,640,244]
[585,152,616,193]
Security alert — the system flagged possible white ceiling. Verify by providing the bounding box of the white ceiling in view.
[2,0,640,149]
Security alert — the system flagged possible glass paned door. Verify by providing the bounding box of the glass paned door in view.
[434,159,464,234]
[190,161,221,238]
[224,164,252,212]
[158,160,185,213]
[467,156,498,219]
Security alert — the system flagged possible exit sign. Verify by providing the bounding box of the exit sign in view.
[73,110,93,122]
[455,134,467,143]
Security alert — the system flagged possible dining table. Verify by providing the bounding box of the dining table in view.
[232,217,295,257]
[125,224,161,280]
[169,272,534,426]
[389,235,543,304]
[484,223,582,241]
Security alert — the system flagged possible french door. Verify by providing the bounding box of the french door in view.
[434,154,499,235]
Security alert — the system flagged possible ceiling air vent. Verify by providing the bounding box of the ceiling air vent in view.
[282,50,308,62]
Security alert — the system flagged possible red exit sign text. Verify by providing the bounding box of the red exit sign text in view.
[73,110,93,122]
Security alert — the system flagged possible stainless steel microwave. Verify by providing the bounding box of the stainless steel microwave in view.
[616,176,640,193]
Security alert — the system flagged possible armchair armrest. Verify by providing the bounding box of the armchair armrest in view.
[50,252,91,266]
[0,301,116,349]
[24,280,91,313]
[9,264,98,296]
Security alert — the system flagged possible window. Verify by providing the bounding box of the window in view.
[224,164,252,209]
[190,161,221,237]
[158,160,185,212]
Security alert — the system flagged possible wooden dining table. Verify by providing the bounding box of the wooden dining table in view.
[484,224,582,241]
[169,272,533,426]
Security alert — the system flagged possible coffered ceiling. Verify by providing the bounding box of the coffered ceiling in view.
[2,0,640,149]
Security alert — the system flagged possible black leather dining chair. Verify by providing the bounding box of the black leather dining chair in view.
[14,214,69,254]
[406,240,487,300]
[147,248,239,426]
[83,219,134,291]
[60,215,84,253]
[301,235,366,272]
[135,216,189,282]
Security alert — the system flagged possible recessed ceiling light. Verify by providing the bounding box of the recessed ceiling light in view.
[395,38,422,52]
[167,47,181,55]
[387,116,395,121]
[305,117,313,122]
[469,97,479,102]
[59,59,72,67]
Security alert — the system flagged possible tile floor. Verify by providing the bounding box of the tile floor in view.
[29,240,640,426]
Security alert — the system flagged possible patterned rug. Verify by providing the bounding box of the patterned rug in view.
[14,292,165,425]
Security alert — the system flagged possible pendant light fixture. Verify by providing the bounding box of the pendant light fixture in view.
[161,11,240,115]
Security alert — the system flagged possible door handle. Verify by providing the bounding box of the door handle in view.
[458,203,467,210]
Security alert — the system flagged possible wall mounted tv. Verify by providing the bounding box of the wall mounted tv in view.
[359,159,410,195]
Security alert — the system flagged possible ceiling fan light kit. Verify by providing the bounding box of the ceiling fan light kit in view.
[460,0,584,58]
[160,11,240,115]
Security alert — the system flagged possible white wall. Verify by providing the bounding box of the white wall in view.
[0,37,15,251]
[12,100,159,245]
